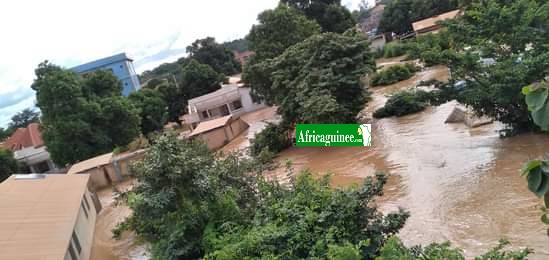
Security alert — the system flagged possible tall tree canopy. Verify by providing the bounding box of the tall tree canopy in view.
[186,37,242,75]
[244,4,321,100]
[281,0,356,33]
[31,62,140,165]
[445,0,549,132]
[378,0,459,34]
[0,149,19,183]
[7,108,40,130]
[246,5,321,61]
[250,32,376,124]
[128,88,168,135]
[180,59,224,99]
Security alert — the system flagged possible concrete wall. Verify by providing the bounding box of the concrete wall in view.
[197,119,249,150]
[64,189,98,260]
[238,87,265,113]
[75,151,145,191]
[370,35,386,51]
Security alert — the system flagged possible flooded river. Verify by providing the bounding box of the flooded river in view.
[225,63,549,258]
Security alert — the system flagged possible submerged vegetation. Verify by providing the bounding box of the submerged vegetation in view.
[370,63,419,86]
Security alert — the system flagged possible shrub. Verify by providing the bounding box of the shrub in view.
[383,42,408,58]
[250,123,292,156]
[373,90,428,118]
[370,63,419,86]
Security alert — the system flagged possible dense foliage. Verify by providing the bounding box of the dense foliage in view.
[445,0,549,132]
[379,237,531,259]
[381,41,408,58]
[0,148,19,182]
[221,38,249,52]
[180,59,224,99]
[31,63,140,165]
[114,133,262,259]
[250,122,292,156]
[370,63,418,86]
[281,0,355,33]
[252,32,375,124]
[116,132,410,259]
[128,88,168,135]
[373,90,429,118]
[186,37,242,75]
[205,172,408,259]
[378,0,459,34]
[246,5,321,61]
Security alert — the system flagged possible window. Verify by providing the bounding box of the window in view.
[33,161,50,173]
[232,100,243,110]
[67,243,78,260]
[83,195,90,211]
[72,231,82,254]
[120,64,124,69]
[81,202,89,219]
[201,111,209,119]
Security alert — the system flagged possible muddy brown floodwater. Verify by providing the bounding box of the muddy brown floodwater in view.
[224,64,549,259]
[90,180,149,260]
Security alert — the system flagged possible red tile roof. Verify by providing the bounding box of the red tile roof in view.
[1,123,44,151]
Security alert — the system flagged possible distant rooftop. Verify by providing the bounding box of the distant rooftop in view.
[0,174,90,259]
[71,52,133,73]
[67,152,113,175]
[189,115,233,137]
[1,123,43,151]
[412,9,461,33]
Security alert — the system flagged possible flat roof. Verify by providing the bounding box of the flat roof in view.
[0,174,90,259]
[188,84,239,105]
[412,9,460,32]
[189,115,233,137]
[67,152,113,175]
[71,53,132,73]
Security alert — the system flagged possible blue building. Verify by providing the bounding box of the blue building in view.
[71,53,141,96]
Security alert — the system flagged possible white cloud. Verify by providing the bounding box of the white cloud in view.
[0,0,365,127]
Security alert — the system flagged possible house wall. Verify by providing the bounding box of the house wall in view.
[196,119,249,150]
[238,87,265,113]
[64,189,98,260]
[370,36,386,51]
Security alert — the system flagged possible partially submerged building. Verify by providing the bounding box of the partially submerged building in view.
[181,84,264,129]
[67,150,145,190]
[412,9,461,35]
[188,115,249,150]
[0,174,100,260]
[1,123,59,173]
[71,53,141,96]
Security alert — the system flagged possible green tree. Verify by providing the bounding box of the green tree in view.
[156,80,186,123]
[186,37,242,75]
[180,59,224,99]
[378,0,459,34]
[281,0,356,33]
[251,32,375,124]
[444,0,549,132]
[31,62,140,165]
[114,132,262,259]
[0,149,19,182]
[246,5,321,61]
[222,38,249,52]
[204,172,408,259]
[129,89,168,135]
[7,108,40,130]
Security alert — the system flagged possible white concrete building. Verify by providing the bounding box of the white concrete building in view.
[181,84,265,129]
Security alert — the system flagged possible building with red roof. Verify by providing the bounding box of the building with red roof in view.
[1,123,59,173]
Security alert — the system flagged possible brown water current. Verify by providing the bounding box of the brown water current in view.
[225,64,549,258]
[90,180,149,260]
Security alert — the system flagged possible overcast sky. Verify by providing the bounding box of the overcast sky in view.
[0,0,369,127]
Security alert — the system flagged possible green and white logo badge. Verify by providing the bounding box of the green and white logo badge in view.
[295,124,372,147]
